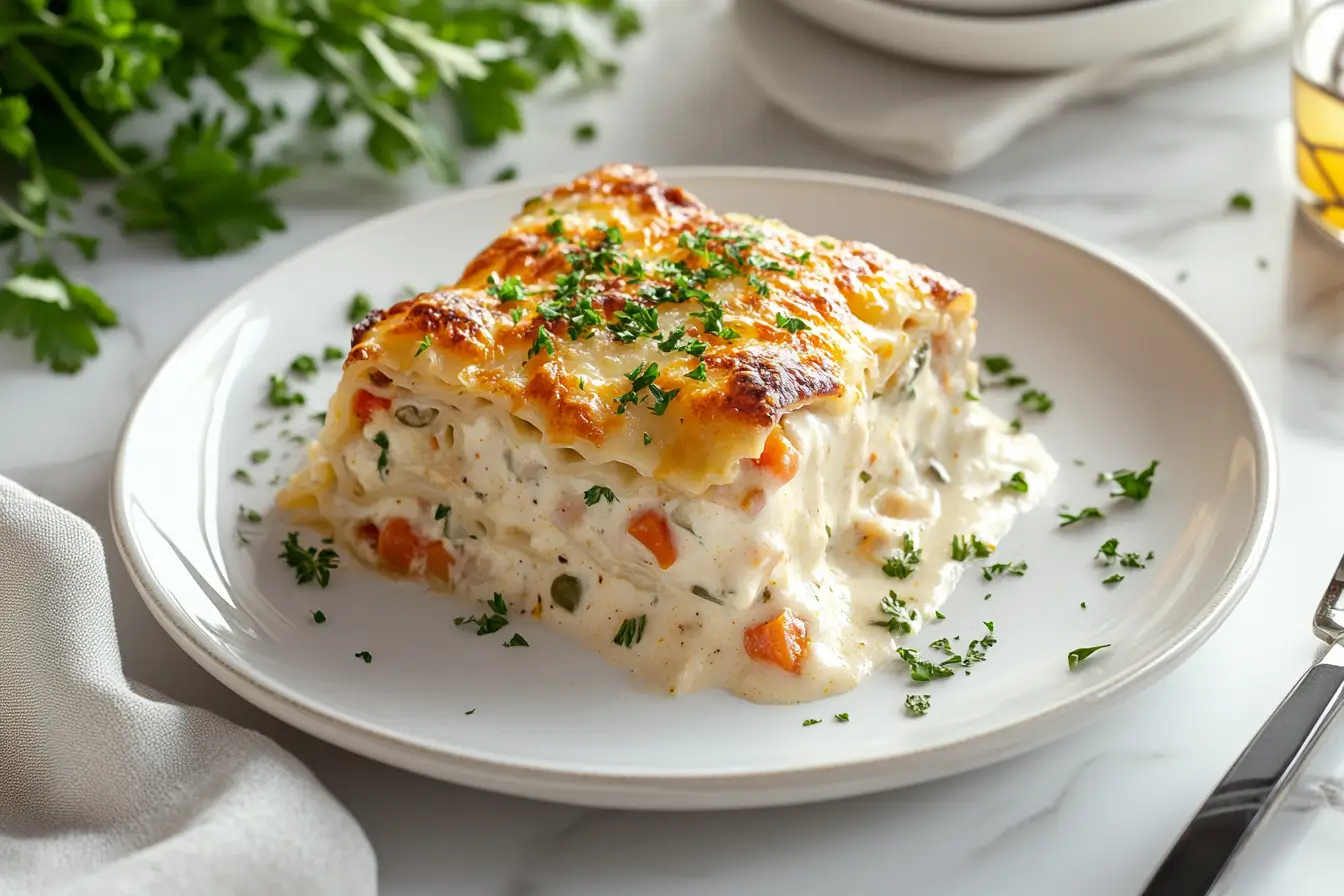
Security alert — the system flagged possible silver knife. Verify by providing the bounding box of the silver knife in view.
[1141,555,1344,894]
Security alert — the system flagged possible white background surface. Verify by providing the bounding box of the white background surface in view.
[3,2,1341,892]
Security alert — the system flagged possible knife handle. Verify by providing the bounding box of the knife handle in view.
[1141,640,1344,895]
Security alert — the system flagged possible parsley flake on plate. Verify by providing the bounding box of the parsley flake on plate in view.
[906,694,931,717]
[896,647,956,682]
[323,346,344,362]
[279,532,339,587]
[1228,192,1253,212]
[873,591,917,635]
[573,122,598,142]
[1100,460,1159,500]
[1018,390,1053,413]
[372,431,390,479]
[249,449,270,465]
[803,718,822,727]
[504,633,529,647]
[311,610,326,624]
[584,485,617,506]
[882,535,922,579]
[951,534,993,561]
[289,354,318,376]
[455,593,509,636]
[232,469,252,484]
[1068,644,1111,670]
[859,471,873,483]
[493,166,518,183]
[267,375,305,408]
[834,712,850,723]
[347,293,373,323]
[238,506,263,524]
[1001,472,1029,493]
[982,561,1027,581]
[613,614,647,648]
[1102,573,1124,585]
[1058,507,1104,527]
[981,354,1014,375]
[355,651,372,664]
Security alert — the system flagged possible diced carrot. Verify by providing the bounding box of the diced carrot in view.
[425,541,454,582]
[377,517,422,574]
[627,509,677,569]
[743,609,809,675]
[353,389,391,423]
[753,427,799,483]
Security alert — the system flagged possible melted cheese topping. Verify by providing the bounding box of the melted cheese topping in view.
[279,164,1057,703]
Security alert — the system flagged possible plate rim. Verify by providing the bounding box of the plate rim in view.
[109,165,1279,808]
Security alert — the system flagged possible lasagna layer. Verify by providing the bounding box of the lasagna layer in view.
[279,164,1057,703]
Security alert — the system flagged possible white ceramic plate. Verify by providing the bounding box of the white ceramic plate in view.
[897,0,1112,14]
[772,0,1260,73]
[112,168,1276,810]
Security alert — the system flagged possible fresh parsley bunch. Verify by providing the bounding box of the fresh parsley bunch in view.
[0,0,639,373]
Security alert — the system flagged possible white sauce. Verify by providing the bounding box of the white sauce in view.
[325,341,1058,704]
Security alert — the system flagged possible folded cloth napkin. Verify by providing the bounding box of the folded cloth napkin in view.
[0,477,376,895]
[733,0,1289,174]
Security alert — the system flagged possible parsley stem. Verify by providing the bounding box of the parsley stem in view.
[11,42,132,177]
[0,195,45,239]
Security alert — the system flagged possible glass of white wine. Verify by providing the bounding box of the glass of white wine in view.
[1295,1,1344,233]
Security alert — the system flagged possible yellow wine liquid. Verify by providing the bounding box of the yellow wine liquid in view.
[1295,70,1344,229]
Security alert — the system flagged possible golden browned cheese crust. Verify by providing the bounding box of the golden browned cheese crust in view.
[338,163,973,491]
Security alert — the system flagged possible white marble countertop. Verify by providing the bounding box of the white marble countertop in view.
[3,2,1342,893]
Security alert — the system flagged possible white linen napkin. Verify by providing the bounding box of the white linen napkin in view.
[733,0,1289,174]
[0,477,376,895]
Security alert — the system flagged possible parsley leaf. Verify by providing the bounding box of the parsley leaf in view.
[493,166,518,183]
[834,712,850,722]
[613,614,647,648]
[896,647,956,682]
[311,610,326,624]
[882,535,922,579]
[372,431,390,478]
[1068,644,1111,670]
[1018,390,1053,413]
[355,651,372,664]
[775,312,811,333]
[1001,472,1029,493]
[504,633,529,647]
[905,694,931,716]
[455,593,509,636]
[802,718,822,727]
[982,561,1027,581]
[573,122,598,142]
[290,354,318,376]
[1102,573,1124,585]
[279,532,340,587]
[1228,192,1253,212]
[648,383,679,416]
[249,449,270,465]
[684,361,708,381]
[414,335,432,357]
[267,375,305,408]
[1100,460,1159,500]
[584,485,617,506]
[1058,507,1104,527]
[528,327,555,360]
[348,293,373,323]
[873,591,917,635]
[951,534,993,561]
[324,346,345,361]
[981,355,1014,375]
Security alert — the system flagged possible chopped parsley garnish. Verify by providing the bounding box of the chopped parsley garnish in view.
[1001,472,1029,493]
[784,250,812,266]
[802,718,822,727]
[906,694,931,716]
[233,469,252,484]
[414,335,432,357]
[323,346,344,361]
[964,390,980,402]
[685,362,708,382]
[493,166,518,183]
[355,651,372,663]
[239,506,263,524]
[573,122,598,142]
[1009,417,1023,434]
[1018,390,1053,413]
[1100,460,1159,500]
[929,638,955,655]
[935,610,946,620]
[981,355,1014,375]
[584,485,617,506]
[279,532,340,587]
[1228,192,1253,212]
[1102,573,1124,585]
[434,503,451,536]
[657,325,708,357]
[311,610,326,624]
[775,313,811,333]
[834,712,849,722]
[613,614,647,648]
[487,272,526,304]
[249,449,270,465]
[643,433,652,445]
[289,354,318,376]
[648,383,679,416]
[608,302,660,342]
[510,308,524,323]
[464,709,476,715]
[546,218,565,237]
[820,240,836,249]
[749,274,770,296]
[1068,644,1111,670]
[896,647,956,682]
[982,561,1027,581]
[859,471,873,483]
[882,534,922,579]
[372,431,390,479]
[455,593,510,636]
[690,298,738,340]
[347,292,372,323]
[267,375,305,407]
[874,591,917,635]
[1058,507,1104,527]
[951,534,993,561]
[1120,554,1147,569]
[528,327,556,361]
[504,633,529,647]
[994,375,1030,388]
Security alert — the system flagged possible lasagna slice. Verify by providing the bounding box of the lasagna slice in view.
[279,163,1056,703]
